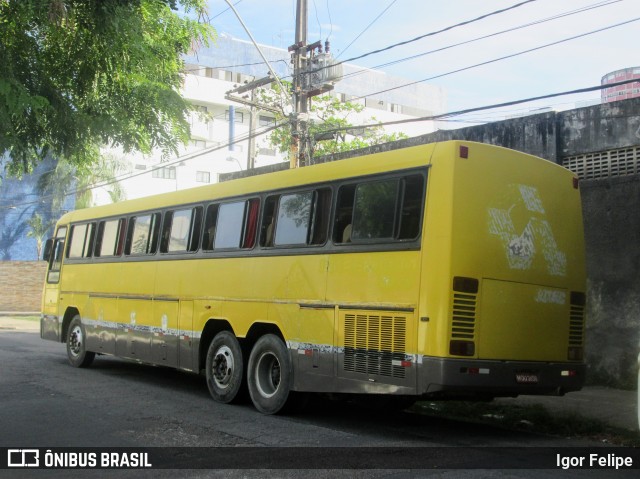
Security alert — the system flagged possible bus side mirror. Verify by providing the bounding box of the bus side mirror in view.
[43,238,53,262]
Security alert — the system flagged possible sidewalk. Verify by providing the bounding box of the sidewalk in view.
[0,315,40,331]
[496,386,638,432]
[1,315,637,432]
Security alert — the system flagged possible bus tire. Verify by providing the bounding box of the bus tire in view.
[205,331,244,404]
[247,334,292,415]
[66,315,95,368]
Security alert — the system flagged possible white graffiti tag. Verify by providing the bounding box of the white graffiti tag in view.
[488,185,567,276]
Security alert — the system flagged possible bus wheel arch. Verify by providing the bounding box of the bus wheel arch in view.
[61,307,80,345]
[199,318,235,373]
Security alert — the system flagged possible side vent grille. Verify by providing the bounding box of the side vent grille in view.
[344,313,407,379]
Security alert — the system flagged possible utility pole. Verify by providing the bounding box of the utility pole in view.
[289,0,342,168]
[225,0,341,170]
[289,0,308,168]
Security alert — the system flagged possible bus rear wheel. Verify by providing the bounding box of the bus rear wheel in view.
[66,315,95,368]
[247,334,293,414]
[206,331,245,404]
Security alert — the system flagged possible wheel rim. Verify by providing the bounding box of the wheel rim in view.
[254,351,281,399]
[69,325,83,357]
[212,345,235,390]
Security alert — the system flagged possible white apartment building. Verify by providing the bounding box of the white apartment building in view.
[93,33,446,205]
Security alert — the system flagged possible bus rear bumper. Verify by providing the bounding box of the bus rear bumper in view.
[418,356,585,399]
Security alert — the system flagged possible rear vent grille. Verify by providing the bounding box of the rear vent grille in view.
[569,292,586,346]
[344,313,406,378]
[569,304,585,346]
[451,293,477,340]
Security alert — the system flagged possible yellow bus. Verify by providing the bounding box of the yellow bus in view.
[41,141,586,414]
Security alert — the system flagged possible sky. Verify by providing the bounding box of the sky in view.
[207,0,639,125]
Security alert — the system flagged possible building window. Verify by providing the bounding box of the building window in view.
[196,171,211,183]
[259,115,275,127]
[258,148,276,156]
[225,110,244,123]
[152,167,176,179]
[190,139,207,148]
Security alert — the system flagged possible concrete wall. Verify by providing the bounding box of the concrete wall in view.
[0,261,47,312]
[580,176,640,388]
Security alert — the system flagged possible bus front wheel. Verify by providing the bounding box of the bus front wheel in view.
[247,334,292,414]
[66,315,95,368]
[205,331,244,404]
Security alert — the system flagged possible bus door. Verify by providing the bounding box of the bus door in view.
[41,226,67,341]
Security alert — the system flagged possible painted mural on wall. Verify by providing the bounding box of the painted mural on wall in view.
[0,156,74,260]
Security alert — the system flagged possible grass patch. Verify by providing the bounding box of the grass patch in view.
[411,400,640,447]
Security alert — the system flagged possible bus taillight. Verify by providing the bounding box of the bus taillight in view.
[568,346,583,361]
[450,340,475,357]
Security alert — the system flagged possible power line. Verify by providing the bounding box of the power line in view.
[211,0,243,20]
[350,16,640,102]
[336,0,399,59]
[335,0,623,83]
[314,78,640,135]
[308,0,539,76]
[6,78,638,211]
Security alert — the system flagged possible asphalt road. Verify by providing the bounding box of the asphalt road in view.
[0,328,636,478]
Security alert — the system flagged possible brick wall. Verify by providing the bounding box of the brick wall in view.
[0,261,47,312]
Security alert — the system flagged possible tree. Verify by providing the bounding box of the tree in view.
[0,0,215,178]
[36,154,128,211]
[26,212,56,259]
[258,82,407,163]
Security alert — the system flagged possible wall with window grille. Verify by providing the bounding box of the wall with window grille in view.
[563,146,640,180]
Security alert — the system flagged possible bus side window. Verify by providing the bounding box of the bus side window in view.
[203,204,219,251]
[333,184,356,244]
[95,219,125,257]
[164,207,203,253]
[214,199,259,250]
[242,199,260,249]
[189,207,203,252]
[260,196,278,247]
[67,223,95,259]
[397,174,425,240]
[126,213,161,255]
[214,201,245,249]
[274,191,313,246]
[47,226,67,283]
[352,178,399,241]
[309,188,331,245]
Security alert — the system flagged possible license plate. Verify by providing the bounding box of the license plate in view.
[515,372,539,384]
